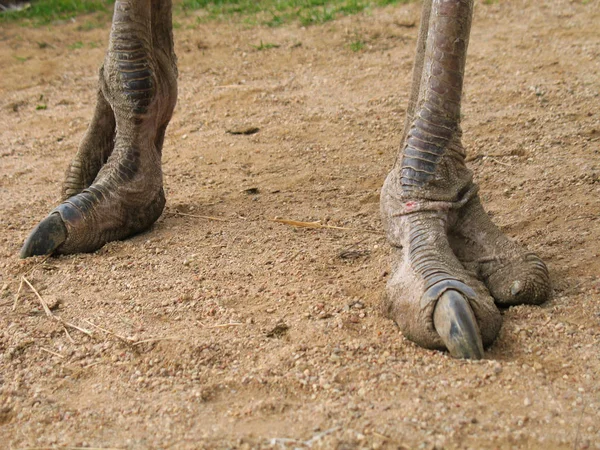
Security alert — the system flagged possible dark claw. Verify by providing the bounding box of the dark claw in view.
[20,212,67,258]
[433,289,484,359]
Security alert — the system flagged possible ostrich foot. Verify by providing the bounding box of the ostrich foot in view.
[21,1,177,257]
[381,176,550,358]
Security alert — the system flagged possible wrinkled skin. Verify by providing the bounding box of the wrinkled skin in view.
[380,0,550,356]
[20,0,551,358]
[21,0,177,256]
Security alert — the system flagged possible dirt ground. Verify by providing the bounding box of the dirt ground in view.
[1,0,599,448]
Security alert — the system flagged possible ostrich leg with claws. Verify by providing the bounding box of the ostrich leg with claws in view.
[20,0,177,255]
[20,0,550,358]
[381,0,550,358]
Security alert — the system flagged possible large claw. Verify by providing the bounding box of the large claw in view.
[20,212,67,258]
[433,289,484,359]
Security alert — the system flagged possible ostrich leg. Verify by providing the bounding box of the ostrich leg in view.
[21,0,177,256]
[381,0,550,358]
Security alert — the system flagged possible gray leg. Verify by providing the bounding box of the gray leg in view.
[380,0,550,358]
[21,0,177,256]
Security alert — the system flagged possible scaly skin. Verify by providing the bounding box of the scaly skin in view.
[21,0,177,256]
[62,87,116,199]
[381,0,550,357]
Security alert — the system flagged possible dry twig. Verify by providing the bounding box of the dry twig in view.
[465,153,506,162]
[271,218,381,234]
[17,447,123,450]
[372,431,390,440]
[63,321,93,337]
[487,156,513,167]
[23,276,52,318]
[40,347,65,359]
[566,214,599,222]
[63,325,75,344]
[22,276,92,339]
[207,322,245,329]
[12,277,24,311]
[83,319,177,347]
[13,255,52,311]
[172,211,227,222]
[271,218,350,230]
[133,336,184,346]
[83,319,135,344]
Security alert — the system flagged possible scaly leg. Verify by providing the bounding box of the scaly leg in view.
[21,0,177,256]
[380,0,550,358]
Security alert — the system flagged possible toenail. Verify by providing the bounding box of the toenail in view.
[510,280,523,296]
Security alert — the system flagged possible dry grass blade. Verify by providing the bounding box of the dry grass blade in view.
[22,276,53,318]
[17,448,124,450]
[487,156,513,167]
[40,347,65,359]
[13,277,24,311]
[133,336,185,346]
[566,214,600,222]
[372,431,390,440]
[207,322,244,329]
[216,84,251,89]
[271,218,382,234]
[172,211,227,222]
[63,325,75,344]
[82,321,181,347]
[63,321,93,337]
[83,319,135,344]
[13,255,52,311]
[465,153,506,162]
[22,276,92,339]
[271,218,350,230]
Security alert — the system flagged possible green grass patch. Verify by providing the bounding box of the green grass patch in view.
[252,40,280,50]
[349,38,365,52]
[1,0,414,27]
[0,0,115,25]
[68,40,84,50]
[180,0,414,27]
[76,18,108,31]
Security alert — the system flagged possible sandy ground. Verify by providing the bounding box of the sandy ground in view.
[1,0,599,448]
